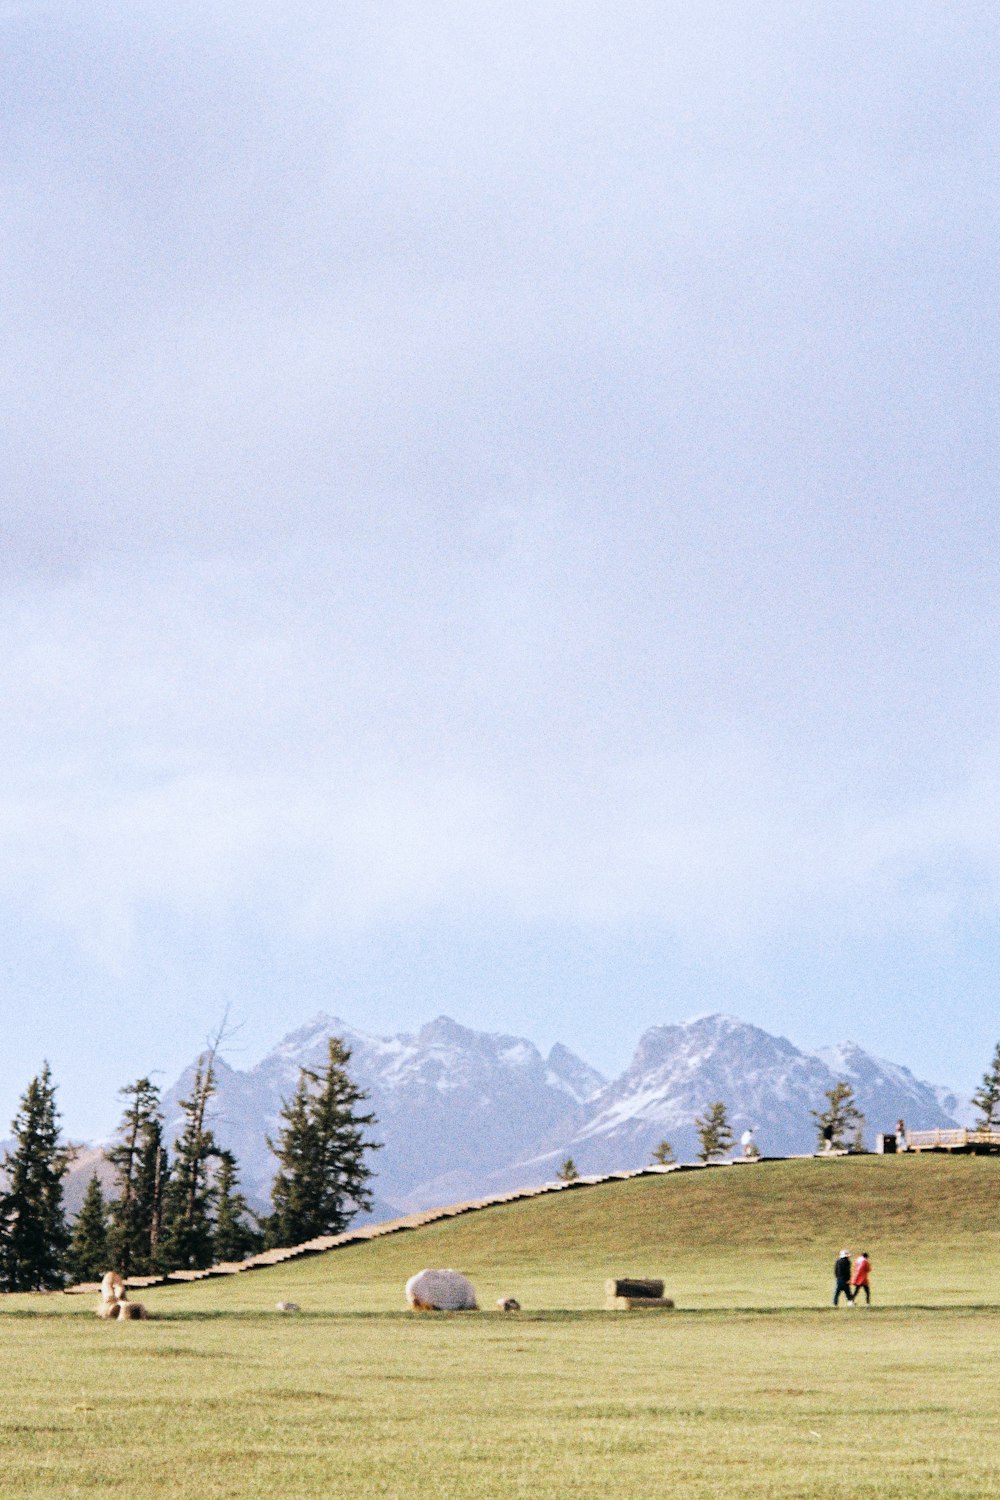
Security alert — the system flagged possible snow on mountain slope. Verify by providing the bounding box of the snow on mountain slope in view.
[161,1014,605,1214]
[552,1016,962,1175]
[158,1011,968,1219]
[470,1015,969,1191]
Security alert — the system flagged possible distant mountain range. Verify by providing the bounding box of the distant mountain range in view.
[156,1012,972,1219]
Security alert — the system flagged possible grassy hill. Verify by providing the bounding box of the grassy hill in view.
[2,1156,998,1500]
[122,1152,1000,1316]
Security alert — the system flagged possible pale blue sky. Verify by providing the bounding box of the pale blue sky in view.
[1,2,998,1137]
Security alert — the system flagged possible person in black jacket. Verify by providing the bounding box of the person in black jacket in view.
[833,1249,854,1305]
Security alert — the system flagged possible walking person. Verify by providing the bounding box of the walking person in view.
[833,1248,854,1306]
[851,1251,872,1305]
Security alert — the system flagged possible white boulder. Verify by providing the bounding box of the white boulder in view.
[405,1268,478,1311]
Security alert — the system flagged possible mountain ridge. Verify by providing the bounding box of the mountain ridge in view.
[156,1011,970,1219]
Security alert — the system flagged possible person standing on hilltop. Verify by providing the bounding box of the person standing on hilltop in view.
[851,1251,872,1305]
[833,1249,854,1305]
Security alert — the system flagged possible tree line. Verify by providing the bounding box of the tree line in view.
[0,1035,379,1293]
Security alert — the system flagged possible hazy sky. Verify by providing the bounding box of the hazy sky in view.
[2,1,998,1138]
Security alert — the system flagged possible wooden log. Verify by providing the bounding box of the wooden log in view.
[606,1295,675,1310]
[604,1277,665,1300]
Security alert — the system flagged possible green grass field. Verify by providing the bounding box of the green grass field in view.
[1,1156,998,1498]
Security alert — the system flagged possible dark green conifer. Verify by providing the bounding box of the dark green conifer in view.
[212,1151,262,1263]
[810,1081,864,1152]
[66,1174,110,1284]
[695,1101,734,1162]
[159,1059,219,1270]
[0,1063,71,1291]
[107,1077,165,1275]
[266,1036,379,1248]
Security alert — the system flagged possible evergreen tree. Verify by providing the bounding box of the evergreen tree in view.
[159,1059,219,1270]
[107,1077,165,1275]
[66,1174,109,1284]
[267,1036,379,1247]
[810,1081,864,1152]
[132,1112,169,1271]
[0,1064,71,1291]
[212,1151,262,1263]
[695,1101,733,1162]
[971,1042,1000,1130]
[555,1157,580,1182]
[266,1072,313,1249]
[650,1140,675,1165]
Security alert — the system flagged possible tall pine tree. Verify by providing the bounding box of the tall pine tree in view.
[107,1077,166,1276]
[66,1174,110,1284]
[133,1110,169,1271]
[159,1058,219,1270]
[267,1036,380,1248]
[0,1064,71,1291]
[211,1151,262,1263]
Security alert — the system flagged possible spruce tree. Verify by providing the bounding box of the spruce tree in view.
[267,1036,379,1248]
[695,1101,733,1162]
[66,1174,110,1284]
[159,1059,219,1270]
[107,1077,165,1275]
[650,1140,675,1165]
[0,1064,71,1291]
[212,1151,262,1263]
[266,1072,312,1248]
[972,1042,1000,1130]
[556,1157,580,1182]
[810,1081,864,1152]
[132,1112,169,1272]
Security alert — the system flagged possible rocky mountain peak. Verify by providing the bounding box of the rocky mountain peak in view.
[545,1043,606,1102]
[626,1013,798,1080]
[153,1010,968,1222]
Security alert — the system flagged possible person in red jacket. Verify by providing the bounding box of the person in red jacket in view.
[851,1252,872,1305]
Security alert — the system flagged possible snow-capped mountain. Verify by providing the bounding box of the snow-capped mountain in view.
[159,1012,967,1219]
[162,1014,606,1215]
[484,1015,966,1187]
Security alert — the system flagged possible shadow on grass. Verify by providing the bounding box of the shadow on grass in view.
[2,1303,997,1324]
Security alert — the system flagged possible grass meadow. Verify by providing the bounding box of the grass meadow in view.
[1,1155,997,1498]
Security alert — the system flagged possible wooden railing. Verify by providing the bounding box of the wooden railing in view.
[906,1127,1000,1151]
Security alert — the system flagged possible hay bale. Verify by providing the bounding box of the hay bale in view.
[405,1268,478,1311]
[604,1277,664,1300]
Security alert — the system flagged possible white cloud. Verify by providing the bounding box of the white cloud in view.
[1,547,998,973]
